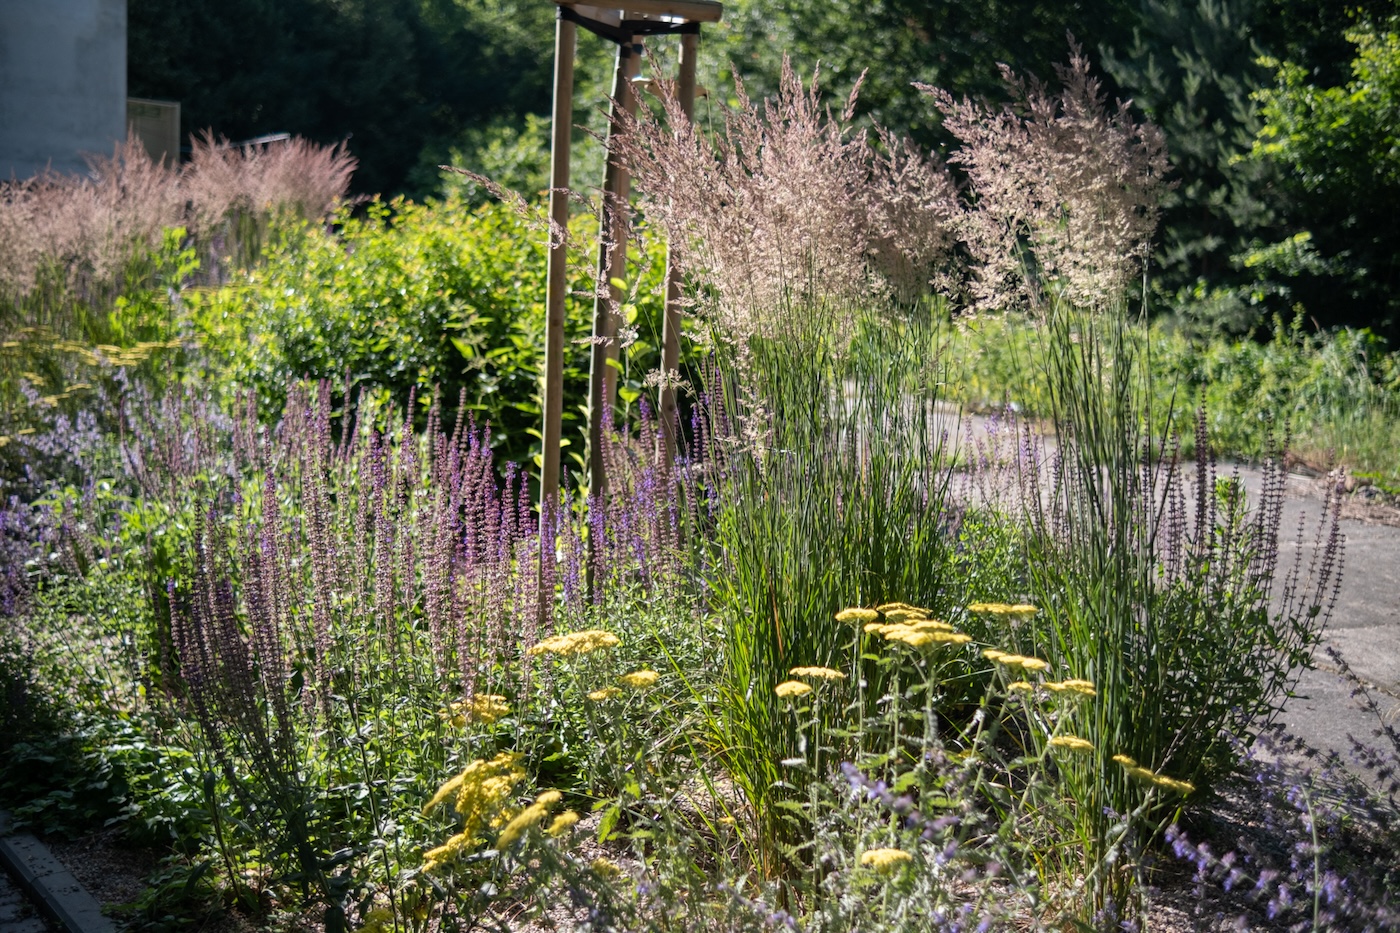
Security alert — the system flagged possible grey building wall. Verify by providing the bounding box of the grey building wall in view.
[0,0,127,179]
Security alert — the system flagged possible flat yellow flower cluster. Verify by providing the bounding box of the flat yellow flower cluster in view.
[788,666,846,681]
[967,602,1039,619]
[982,649,1050,672]
[1044,679,1097,697]
[1113,755,1195,795]
[883,627,973,649]
[774,680,813,698]
[839,602,977,652]
[618,669,660,689]
[422,752,526,871]
[441,694,512,727]
[527,629,621,657]
[587,687,622,702]
[859,848,913,872]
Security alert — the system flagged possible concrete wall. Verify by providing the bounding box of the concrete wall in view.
[0,0,127,179]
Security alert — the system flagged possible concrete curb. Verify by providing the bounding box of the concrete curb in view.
[0,812,115,933]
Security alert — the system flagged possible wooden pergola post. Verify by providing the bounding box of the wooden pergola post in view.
[538,7,576,612]
[657,31,698,467]
[587,35,642,506]
[540,0,722,613]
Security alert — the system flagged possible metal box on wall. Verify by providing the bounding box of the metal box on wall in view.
[127,97,179,164]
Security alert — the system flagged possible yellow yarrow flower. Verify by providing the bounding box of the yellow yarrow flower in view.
[422,830,472,872]
[884,628,972,649]
[591,857,624,880]
[619,669,660,689]
[547,811,580,836]
[1112,755,1195,795]
[774,680,813,698]
[875,602,919,613]
[883,608,928,623]
[967,602,1039,619]
[907,618,955,632]
[588,687,622,701]
[836,607,880,624]
[423,752,525,852]
[859,848,914,872]
[526,629,621,657]
[468,694,511,723]
[989,653,1050,673]
[789,666,846,681]
[1049,735,1095,752]
[982,648,1008,661]
[1045,679,1097,697]
[1007,681,1035,693]
[535,790,563,808]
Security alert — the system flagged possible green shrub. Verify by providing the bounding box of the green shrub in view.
[190,197,668,468]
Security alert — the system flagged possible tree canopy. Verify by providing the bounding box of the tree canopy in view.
[128,0,1400,338]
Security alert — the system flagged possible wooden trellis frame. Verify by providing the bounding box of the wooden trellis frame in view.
[539,0,722,609]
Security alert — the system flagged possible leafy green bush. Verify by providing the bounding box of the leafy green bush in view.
[190,197,667,468]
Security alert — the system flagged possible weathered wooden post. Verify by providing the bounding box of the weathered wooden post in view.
[540,0,723,612]
[538,5,577,617]
[657,30,699,467]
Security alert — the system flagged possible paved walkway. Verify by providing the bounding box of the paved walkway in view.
[0,869,48,933]
[1240,467,1400,765]
[941,407,1400,771]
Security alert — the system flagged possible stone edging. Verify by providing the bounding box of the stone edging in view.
[0,812,115,933]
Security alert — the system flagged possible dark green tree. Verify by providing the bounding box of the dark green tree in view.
[706,0,1136,150]
[128,0,558,197]
[1099,0,1281,331]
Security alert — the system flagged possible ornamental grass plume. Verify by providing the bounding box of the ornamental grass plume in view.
[0,133,354,302]
[918,44,1169,312]
[859,848,914,872]
[617,58,959,349]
